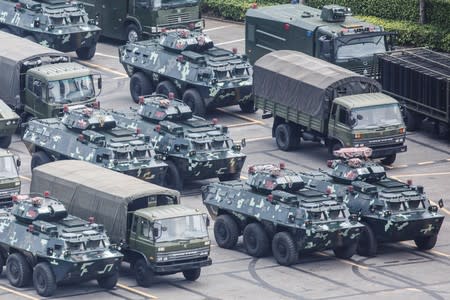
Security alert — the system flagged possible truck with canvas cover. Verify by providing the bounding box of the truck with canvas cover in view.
[0,0,101,59]
[245,3,394,75]
[0,31,101,121]
[80,0,203,42]
[255,50,407,165]
[376,48,450,138]
[31,160,212,287]
[0,99,20,148]
[0,149,21,206]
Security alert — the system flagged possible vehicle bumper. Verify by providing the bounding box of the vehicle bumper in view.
[299,224,363,252]
[370,144,407,158]
[40,29,101,52]
[152,257,212,274]
[56,257,122,283]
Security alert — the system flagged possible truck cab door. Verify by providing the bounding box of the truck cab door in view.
[128,214,138,249]
[135,218,153,257]
[24,76,46,119]
[331,105,352,147]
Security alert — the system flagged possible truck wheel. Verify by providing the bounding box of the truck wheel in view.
[182,89,206,117]
[97,272,118,289]
[0,136,12,149]
[414,234,438,250]
[126,23,141,43]
[182,268,201,281]
[357,223,377,257]
[214,214,239,249]
[156,81,179,99]
[31,151,51,170]
[239,100,257,113]
[6,253,32,287]
[272,231,297,266]
[405,109,421,131]
[328,141,343,157]
[243,223,270,257]
[76,45,97,60]
[33,262,56,297]
[130,72,153,103]
[218,172,240,181]
[275,123,298,151]
[134,259,153,287]
[333,241,357,259]
[163,160,183,191]
[381,154,396,165]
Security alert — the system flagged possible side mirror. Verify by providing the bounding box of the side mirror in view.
[438,199,444,208]
[241,138,246,148]
[97,77,102,90]
[152,227,159,238]
[16,158,21,167]
[203,213,210,227]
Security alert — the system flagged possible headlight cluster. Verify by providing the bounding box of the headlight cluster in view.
[353,143,365,147]
[6,120,17,126]
[395,138,404,143]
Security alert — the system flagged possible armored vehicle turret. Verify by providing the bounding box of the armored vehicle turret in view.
[119,29,254,116]
[22,104,168,185]
[111,94,247,190]
[0,193,122,297]
[0,0,101,59]
[299,147,445,256]
[202,163,363,266]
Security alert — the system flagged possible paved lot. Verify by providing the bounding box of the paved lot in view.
[2,18,450,300]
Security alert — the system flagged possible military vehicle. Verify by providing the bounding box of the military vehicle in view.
[80,0,202,42]
[299,147,445,256]
[119,28,254,116]
[0,99,20,148]
[255,50,407,165]
[0,149,21,206]
[0,192,122,297]
[31,160,212,287]
[111,94,247,190]
[245,3,394,75]
[22,104,168,185]
[202,163,364,266]
[0,31,101,121]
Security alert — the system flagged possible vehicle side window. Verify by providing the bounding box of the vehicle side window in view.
[27,76,33,90]
[131,216,138,233]
[140,219,150,237]
[338,107,349,125]
[330,104,337,120]
[33,79,43,98]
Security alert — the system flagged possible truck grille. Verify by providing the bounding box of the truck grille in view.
[167,13,191,24]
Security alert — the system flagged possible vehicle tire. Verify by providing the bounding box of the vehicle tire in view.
[6,253,32,287]
[24,35,37,43]
[243,223,270,257]
[126,23,141,43]
[76,45,97,60]
[239,100,257,113]
[0,254,4,276]
[214,214,239,249]
[356,223,377,257]
[380,153,396,166]
[134,259,153,287]
[97,272,118,289]
[275,123,298,151]
[156,81,179,99]
[405,109,421,132]
[182,88,206,117]
[182,268,201,281]
[33,262,56,297]
[130,72,153,103]
[333,241,357,259]
[218,172,240,181]
[328,141,343,157]
[414,234,438,250]
[0,136,12,149]
[163,160,183,191]
[31,151,51,170]
[272,231,297,266]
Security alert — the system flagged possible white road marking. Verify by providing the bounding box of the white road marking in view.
[215,38,245,46]
[204,25,234,32]
[95,52,119,59]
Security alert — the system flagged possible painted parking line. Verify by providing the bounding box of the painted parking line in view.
[216,108,264,125]
[20,176,31,182]
[227,121,260,128]
[204,25,234,32]
[0,285,38,300]
[246,136,272,142]
[95,52,119,59]
[392,172,450,178]
[417,161,434,165]
[215,38,245,46]
[317,252,369,270]
[117,283,158,299]
[77,60,128,77]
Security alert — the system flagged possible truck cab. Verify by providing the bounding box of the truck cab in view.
[0,149,20,206]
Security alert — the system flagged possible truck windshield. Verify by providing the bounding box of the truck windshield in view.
[351,104,403,129]
[157,215,207,242]
[48,76,94,104]
[0,157,18,179]
[153,0,199,9]
[336,35,386,60]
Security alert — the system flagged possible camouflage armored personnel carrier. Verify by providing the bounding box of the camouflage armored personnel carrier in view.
[0,192,122,297]
[0,99,19,148]
[119,29,254,116]
[299,147,445,256]
[22,104,168,185]
[0,0,101,59]
[0,149,21,207]
[202,163,363,266]
[111,94,247,190]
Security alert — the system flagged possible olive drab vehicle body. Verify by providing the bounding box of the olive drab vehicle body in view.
[0,149,20,206]
[299,147,445,256]
[111,94,247,191]
[0,193,122,297]
[202,163,364,266]
[119,29,254,117]
[22,104,168,185]
[0,100,20,148]
[0,0,101,59]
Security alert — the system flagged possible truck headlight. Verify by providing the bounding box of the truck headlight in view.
[157,247,165,251]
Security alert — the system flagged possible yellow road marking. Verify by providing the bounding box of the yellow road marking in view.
[227,121,259,128]
[0,285,39,300]
[417,161,434,165]
[95,52,119,59]
[117,283,158,299]
[240,175,248,180]
[395,164,408,168]
[246,136,272,142]
[430,200,450,216]
[317,252,369,270]
[446,158,450,161]
[216,108,264,125]
[401,241,450,258]
[20,175,31,182]
[77,60,128,77]
[392,172,450,178]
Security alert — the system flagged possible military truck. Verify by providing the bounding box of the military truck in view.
[0,31,101,121]
[245,4,394,75]
[0,149,21,206]
[22,104,168,185]
[255,50,407,165]
[111,94,247,190]
[376,48,450,138]
[0,0,101,59]
[31,160,212,286]
[119,29,254,116]
[80,0,202,42]
[300,147,445,256]
[202,163,364,266]
[0,192,123,297]
[0,99,20,148]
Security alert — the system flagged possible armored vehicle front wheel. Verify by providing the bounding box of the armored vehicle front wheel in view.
[76,45,97,60]
[182,268,201,281]
[31,151,51,170]
[381,154,396,165]
[414,234,438,250]
[33,262,56,297]
[97,272,119,289]
[163,160,183,191]
[182,89,206,117]
[156,81,179,99]
[0,136,12,149]
[6,253,32,287]
[239,100,257,113]
[243,223,270,257]
[275,123,299,151]
[130,72,153,103]
[214,214,240,249]
[126,24,141,43]
[272,232,297,266]
[356,223,377,257]
[333,242,357,259]
[134,259,154,287]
